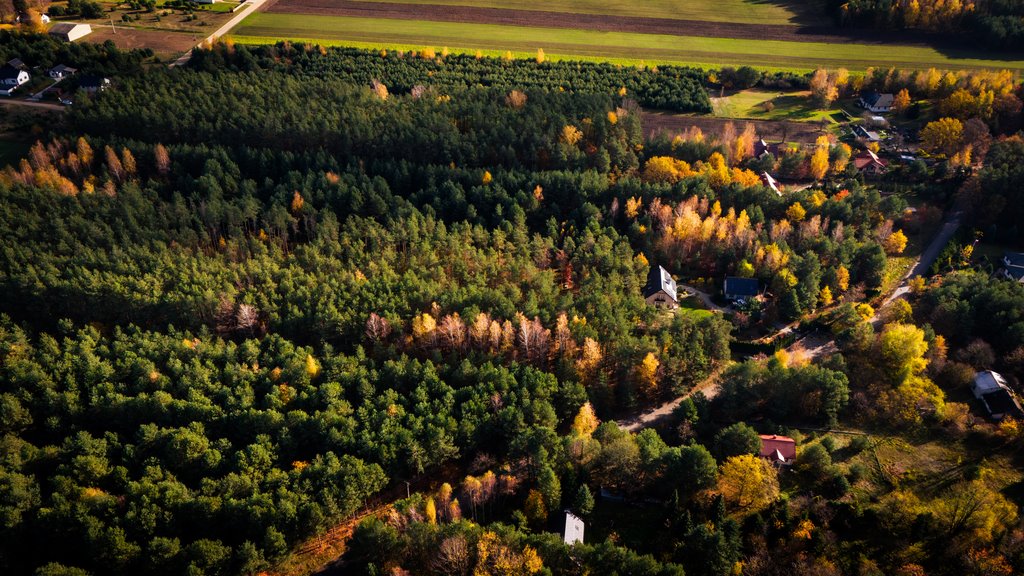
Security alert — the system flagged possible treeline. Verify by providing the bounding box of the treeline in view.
[0,30,151,75]
[189,43,712,114]
[828,0,1024,50]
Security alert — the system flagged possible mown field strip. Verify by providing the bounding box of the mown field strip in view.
[267,0,814,25]
[233,14,1024,72]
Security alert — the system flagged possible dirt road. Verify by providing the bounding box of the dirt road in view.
[171,0,271,67]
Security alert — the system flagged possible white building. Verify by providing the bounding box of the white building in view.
[49,23,92,42]
[0,63,30,96]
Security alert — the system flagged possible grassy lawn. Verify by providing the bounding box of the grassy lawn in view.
[677,295,714,320]
[344,0,821,25]
[711,89,844,122]
[233,13,1024,72]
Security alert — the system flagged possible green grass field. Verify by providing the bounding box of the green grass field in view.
[233,13,1024,72]
[712,89,846,122]
[345,0,820,25]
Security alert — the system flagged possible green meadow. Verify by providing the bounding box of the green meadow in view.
[232,13,1024,72]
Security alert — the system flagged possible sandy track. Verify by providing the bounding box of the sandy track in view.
[266,0,950,46]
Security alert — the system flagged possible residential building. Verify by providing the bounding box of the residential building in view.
[723,277,759,302]
[562,511,585,545]
[49,64,78,80]
[853,150,888,175]
[1002,252,1024,283]
[971,370,1024,421]
[859,92,895,113]
[0,63,30,96]
[759,435,796,466]
[643,265,679,309]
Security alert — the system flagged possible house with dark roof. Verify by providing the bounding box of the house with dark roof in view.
[754,139,780,159]
[1002,252,1024,283]
[760,172,782,196]
[852,125,881,143]
[0,63,30,96]
[759,435,796,466]
[77,75,111,94]
[724,277,759,301]
[859,92,895,113]
[853,150,888,176]
[972,370,1024,421]
[49,64,78,80]
[643,265,678,309]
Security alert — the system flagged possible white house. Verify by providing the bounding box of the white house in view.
[859,92,895,113]
[49,23,92,42]
[0,63,30,96]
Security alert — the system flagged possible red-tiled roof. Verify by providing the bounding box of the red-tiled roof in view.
[759,434,796,461]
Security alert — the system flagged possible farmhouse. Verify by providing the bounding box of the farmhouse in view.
[49,23,92,42]
[759,435,796,466]
[49,64,78,80]
[724,276,759,302]
[643,265,678,309]
[754,139,780,159]
[760,172,782,195]
[0,62,30,96]
[859,92,894,113]
[971,370,1024,421]
[1002,252,1024,282]
[853,150,888,176]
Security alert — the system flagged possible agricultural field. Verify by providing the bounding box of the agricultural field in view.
[337,0,823,25]
[232,9,1024,72]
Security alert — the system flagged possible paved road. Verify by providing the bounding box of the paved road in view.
[170,0,270,67]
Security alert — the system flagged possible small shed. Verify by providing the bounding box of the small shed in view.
[723,277,759,301]
[49,23,92,42]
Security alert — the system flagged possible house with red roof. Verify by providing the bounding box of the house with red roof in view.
[759,434,796,466]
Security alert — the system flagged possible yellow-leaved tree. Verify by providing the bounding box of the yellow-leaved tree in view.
[637,352,660,399]
[718,454,779,514]
[571,402,600,437]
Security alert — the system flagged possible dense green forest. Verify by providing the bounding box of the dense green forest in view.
[2,33,1024,576]
[827,0,1024,50]
[190,43,712,114]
